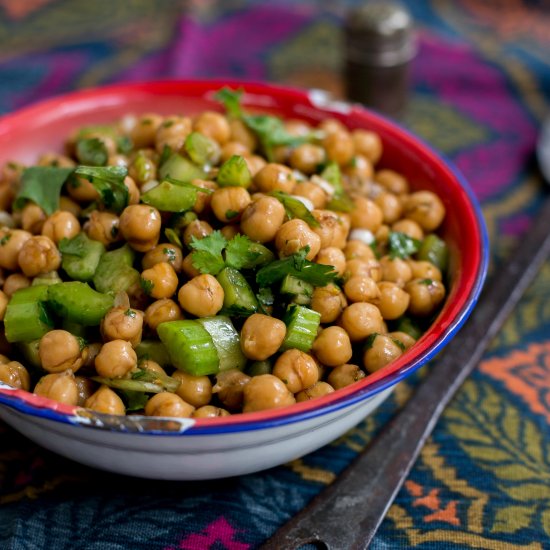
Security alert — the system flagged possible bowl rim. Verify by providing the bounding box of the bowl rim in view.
[0,79,489,435]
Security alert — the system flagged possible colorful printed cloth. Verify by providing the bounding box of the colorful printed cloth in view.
[1,1,550,548]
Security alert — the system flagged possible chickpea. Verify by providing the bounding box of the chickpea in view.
[312,326,353,367]
[275,219,321,260]
[403,191,445,232]
[339,302,386,342]
[373,281,410,320]
[375,169,409,195]
[141,262,179,300]
[295,381,335,402]
[84,384,125,415]
[392,218,424,241]
[193,405,231,418]
[210,186,251,223]
[319,118,347,135]
[389,331,416,350]
[322,130,354,166]
[327,363,366,390]
[128,113,163,148]
[220,224,240,240]
[194,111,231,145]
[42,211,80,243]
[0,354,10,364]
[181,253,201,279]
[95,340,137,378]
[311,210,349,249]
[379,256,413,286]
[59,196,82,218]
[349,197,384,232]
[3,273,30,297]
[408,260,442,282]
[155,115,192,153]
[271,145,291,164]
[66,176,100,202]
[242,374,296,413]
[0,289,7,321]
[240,314,286,361]
[344,275,381,303]
[178,274,224,317]
[344,240,376,262]
[0,360,30,390]
[124,175,140,205]
[213,369,251,410]
[101,307,144,347]
[140,359,167,376]
[375,192,403,224]
[129,150,157,185]
[144,392,194,417]
[191,179,217,214]
[344,154,374,182]
[21,203,46,234]
[254,163,296,194]
[172,371,212,408]
[311,283,347,323]
[375,224,390,245]
[405,278,446,316]
[363,334,403,373]
[38,152,75,168]
[183,220,213,247]
[142,243,183,272]
[0,182,15,212]
[84,211,121,246]
[284,119,312,136]
[352,130,383,164]
[221,141,251,162]
[289,144,325,174]
[243,154,267,177]
[229,118,257,151]
[39,330,86,373]
[0,228,31,270]
[240,196,285,243]
[344,259,382,282]
[34,370,78,406]
[272,350,319,393]
[316,247,346,277]
[75,375,96,406]
[119,204,161,252]
[17,235,61,277]
[293,181,328,209]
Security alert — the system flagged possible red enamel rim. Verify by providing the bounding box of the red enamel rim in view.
[0,80,489,434]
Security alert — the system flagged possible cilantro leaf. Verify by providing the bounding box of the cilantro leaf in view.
[256,248,338,287]
[271,191,320,228]
[74,165,129,213]
[75,138,108,166]
[14,166,74,215]
[388,231,421,259]
[214,87,244,118]
[141,278,154,296]
[225,234,261,270]
[189,231,227,275]
[58,233,89,258]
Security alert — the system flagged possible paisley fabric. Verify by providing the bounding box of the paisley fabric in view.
[1,0,550,547]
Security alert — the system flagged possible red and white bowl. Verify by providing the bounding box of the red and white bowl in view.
[0,81,488,479]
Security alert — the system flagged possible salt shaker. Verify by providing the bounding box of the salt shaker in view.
[344,1,416,118]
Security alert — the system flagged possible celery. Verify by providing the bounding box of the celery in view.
[216,267,258,316]
[158,153,206,182]
[32,271,62,286]
[185,132,221,166]
[135,340,172,368]
[416,234,449,272]
[141,180,199,212]
[157,320,219,376]
[93,244,140,294]
[16,339,42,368]
[280,304,321,352]
[60,232,105,282]
[216,155,251,188]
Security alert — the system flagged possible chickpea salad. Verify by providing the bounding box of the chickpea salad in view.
[0,88,448,419]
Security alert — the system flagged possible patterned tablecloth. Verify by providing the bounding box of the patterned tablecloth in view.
[0,1,549,548]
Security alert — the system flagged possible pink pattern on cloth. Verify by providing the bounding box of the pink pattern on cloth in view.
[166,516,250,550]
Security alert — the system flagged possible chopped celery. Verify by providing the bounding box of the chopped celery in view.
[196,316,246,372]
[16,339,42,368]
[280,304,321,352]
[416,234,449,272]
[216,267,258,316]
[216,155,251,188]
[92,377,167,394]
[157,320,219,376]
[47,282,113,326]
[4,285,53,343]
[141,180,199,212]
[321,162,354,212]
[271,191,320,227]
[32,271,62,286]
[93,244,140,294]
[135,340,172,368]
[60,232,105,282]
[184,132,221,166]
[158,153,206,182]
[280,274,314,298]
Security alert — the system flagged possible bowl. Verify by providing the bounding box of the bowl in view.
[0,80,489,480]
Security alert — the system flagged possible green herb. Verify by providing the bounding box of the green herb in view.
[158,144,173,169]
[271,191,320,227]
[164,228,183,249]
[225,209,239,220]
[256,247,338,287]
[388,231,421,259]
[214,87,244,118]
[189,231,228,276]
[163,247,177,262]
[74,165,129,213]
[419,278,434,285]
[75,138,108,166]
[364,333,379,350]
[116,135,133,155]
[14,166,74,215]
[124,309,136,318]
[121,390,149,412]
[141,278,154,296]
[58,235,88,257]
[257,287,274,312]
[0,233,11,246]
[225,234,261,270]
[390,336,406,351]
[162,120,174,128]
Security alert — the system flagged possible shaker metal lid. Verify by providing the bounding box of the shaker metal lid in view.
[345,1,417,66]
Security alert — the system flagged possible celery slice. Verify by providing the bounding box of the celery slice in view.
[280,304,321,352]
